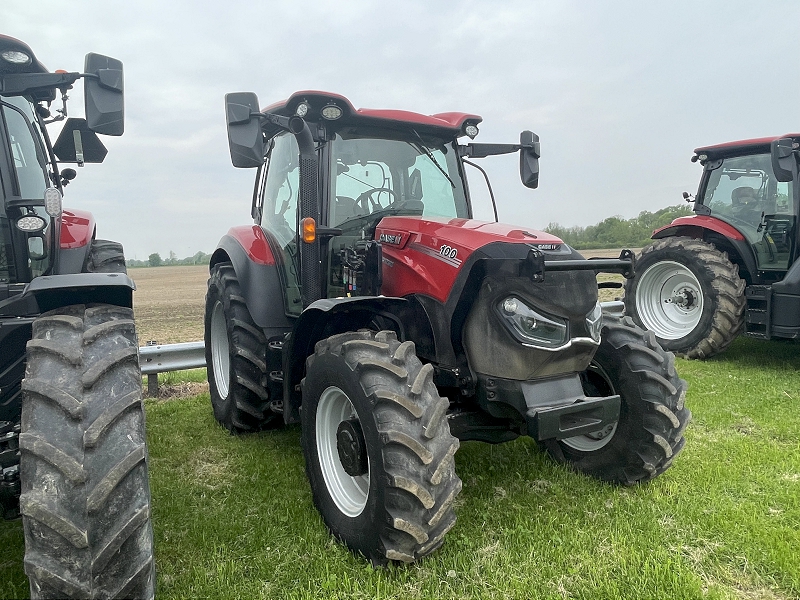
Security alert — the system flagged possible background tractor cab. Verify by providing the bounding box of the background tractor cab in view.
[0,35,154,599]
[207,90,688,565]
[625,134,800,358]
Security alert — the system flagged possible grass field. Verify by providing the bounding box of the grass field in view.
[2,261,799,599]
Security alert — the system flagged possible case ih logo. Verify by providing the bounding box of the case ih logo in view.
[379,233,403,245]
[534,243,561,251]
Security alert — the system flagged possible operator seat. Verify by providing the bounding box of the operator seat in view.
[731,186,763,219]
[731,186,757,208]
[333,195,361,225]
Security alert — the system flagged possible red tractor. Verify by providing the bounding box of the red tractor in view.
[206,90,690,565]
[0,36,154,598]
[625,134,800,358]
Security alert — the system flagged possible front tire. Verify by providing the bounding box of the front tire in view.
[20,304,155,599]
[301,331,462,564]
[547,315,691,485]
[205,262,276,433]
[624,237,746,359]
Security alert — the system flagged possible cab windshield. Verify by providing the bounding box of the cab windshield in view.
[700,153,796,270]
[329,132,469,231]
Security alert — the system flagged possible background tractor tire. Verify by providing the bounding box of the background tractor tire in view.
[301,330,462,565]
[20,304,155,599]
[624,237,745,359]
[546,315,691,485]
[205,262,276,433]
[83,239,127,274]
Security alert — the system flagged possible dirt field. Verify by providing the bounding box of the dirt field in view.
[131,265,209,344]
[129,248,635,344]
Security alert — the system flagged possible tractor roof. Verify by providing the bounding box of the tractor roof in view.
[0,34,49,76]
[694,133,800,159]
[261,90,482,139]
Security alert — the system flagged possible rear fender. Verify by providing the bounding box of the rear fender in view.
[652,216,745,241]
[283,296,414,424]
[210,227,292,335]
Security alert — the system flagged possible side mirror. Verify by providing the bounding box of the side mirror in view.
[52,118,108,165]
[27,235,47,260]
[519,130,540,189]
[771,138,797,183]
[226,92,265,168]
[84,53,124,136]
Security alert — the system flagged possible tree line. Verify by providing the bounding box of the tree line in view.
[127,251,212,268]
[544,204,692,249]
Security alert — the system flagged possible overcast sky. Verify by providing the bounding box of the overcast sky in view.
[4,1,799,260]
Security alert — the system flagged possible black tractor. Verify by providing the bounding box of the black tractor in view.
[0,35,154,598]
[206,90,691,565]
[625,134,800,358]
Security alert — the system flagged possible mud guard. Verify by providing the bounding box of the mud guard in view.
[211,230,293,336]
[282,296,413,424]
[0,272,135,316]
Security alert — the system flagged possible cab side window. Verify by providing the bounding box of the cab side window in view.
[258,132,302,314]
[260,133,300,245]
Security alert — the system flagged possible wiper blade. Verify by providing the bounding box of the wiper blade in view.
[409,133,455,189]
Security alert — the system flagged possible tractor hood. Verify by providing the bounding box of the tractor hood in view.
[376,216,566,303]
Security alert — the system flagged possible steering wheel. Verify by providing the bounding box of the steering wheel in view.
[356,187,397,213]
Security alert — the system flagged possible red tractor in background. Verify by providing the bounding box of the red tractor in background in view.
[206,90,690,565]
[625,134,800,358]
[0,35,154,598]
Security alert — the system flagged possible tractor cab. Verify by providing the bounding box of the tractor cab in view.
[690,137,799,274]
[0,34,124,283]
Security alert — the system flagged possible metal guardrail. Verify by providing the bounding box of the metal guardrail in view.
[139,341,205,396]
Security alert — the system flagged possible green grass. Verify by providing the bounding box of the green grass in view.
[2,337,799,599]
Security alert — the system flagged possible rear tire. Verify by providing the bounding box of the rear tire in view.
[83,239,127,274]
[301,330,461,564]
[21,304,155,599]
[624,237,745,359]
[547,315,691,485]
[205,262,276,433]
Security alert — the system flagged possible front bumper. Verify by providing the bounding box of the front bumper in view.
[478,374,620,441]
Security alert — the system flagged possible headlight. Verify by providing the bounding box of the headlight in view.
[44,188,63,217]
[1,50,31,65]
[497,296,568,348]
[586,302,603,342]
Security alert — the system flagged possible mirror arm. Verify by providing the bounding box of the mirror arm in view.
[459,143,521,159]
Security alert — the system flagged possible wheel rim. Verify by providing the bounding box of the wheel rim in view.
[210,300,230,399]
[316,386,370,517]
[562,364,618,452]
[635,260,704,340]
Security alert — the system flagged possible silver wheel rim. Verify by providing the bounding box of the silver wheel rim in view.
[316,386,369,517]
[210,300,230,399]
[561,422,618,451]
[562,364,618,452]
[635,260,703,340]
